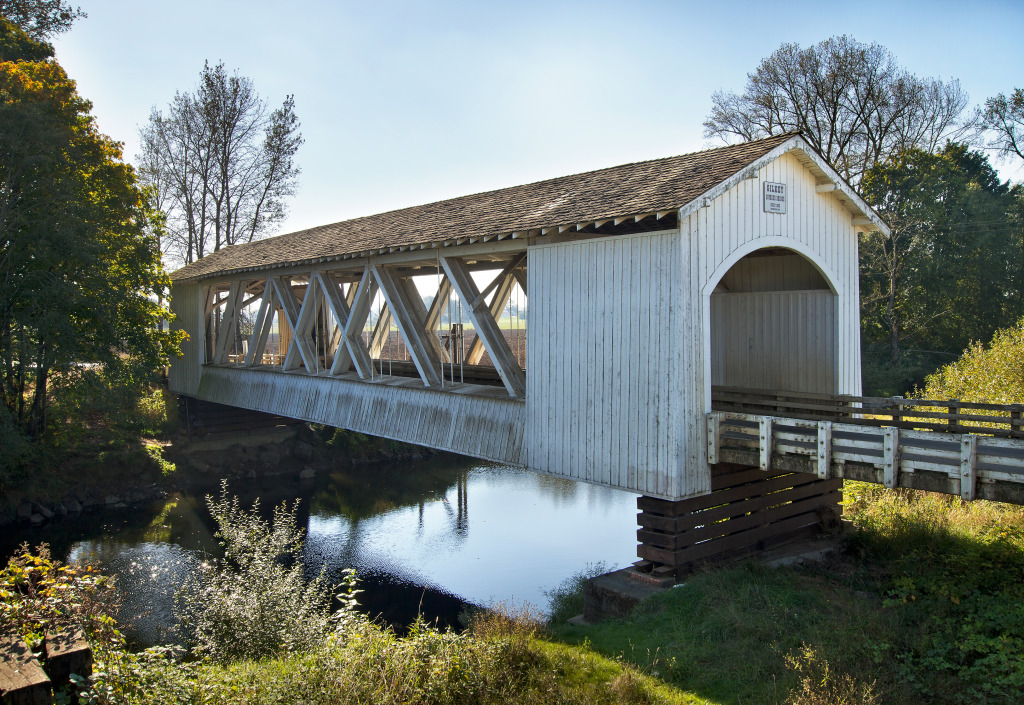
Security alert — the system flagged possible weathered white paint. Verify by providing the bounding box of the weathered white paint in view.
[168,282,204,396]
[524,152,860,499]
[526,229,683,498]
[686,150,862,497]
[709,411,1024,501]
[197,366,526,465]
[717,252,829,293]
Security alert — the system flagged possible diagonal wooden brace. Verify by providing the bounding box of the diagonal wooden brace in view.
[440,255,525,398]
[316,270,374,378]
[331,267,377,378]
[244,282,276,366]
[272,276,318,372]
[370,262,442,386]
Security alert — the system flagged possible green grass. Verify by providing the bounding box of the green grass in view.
[84,609,699,705]
[547,482,1024,705]
[550,563,893,704]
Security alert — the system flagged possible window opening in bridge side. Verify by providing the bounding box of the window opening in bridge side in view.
[203,280,269,367]
[200,252,528,399]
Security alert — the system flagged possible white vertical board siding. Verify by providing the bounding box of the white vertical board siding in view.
[711,291,837,392]
[196,367,526,465]
[526,230,683,498]
[168,283,204,396]
[681,150,862,498]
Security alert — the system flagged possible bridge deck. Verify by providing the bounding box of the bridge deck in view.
[708,388,1024,505]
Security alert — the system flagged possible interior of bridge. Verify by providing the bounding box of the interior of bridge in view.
[710,247,838,395]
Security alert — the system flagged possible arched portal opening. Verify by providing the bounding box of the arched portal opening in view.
[710,248,838,394]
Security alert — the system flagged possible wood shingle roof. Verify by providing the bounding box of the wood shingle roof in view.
[170,133,800,282]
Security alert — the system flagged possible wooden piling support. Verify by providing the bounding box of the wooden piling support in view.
[635,463,842,580]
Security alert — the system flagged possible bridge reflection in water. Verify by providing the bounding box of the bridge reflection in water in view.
[3,458,638,646]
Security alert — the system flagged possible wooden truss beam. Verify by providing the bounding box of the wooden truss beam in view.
[466,271,516,365]
[331,267,377,378]
[271,276,319,372]
[470,253,526,311]
[369,303,393,358]
[424,275,453,364]
[212,280,247,364]
[315,270,375,378]
[244,282,276,366]
[440,255,525,398]
[370,263,443,386]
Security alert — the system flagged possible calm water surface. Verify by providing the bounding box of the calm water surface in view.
[3,457,639,646]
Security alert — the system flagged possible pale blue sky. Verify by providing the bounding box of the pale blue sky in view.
[53,0,1024,237]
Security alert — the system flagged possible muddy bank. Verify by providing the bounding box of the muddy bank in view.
[1,417,437,530]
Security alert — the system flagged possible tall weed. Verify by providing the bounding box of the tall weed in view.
[544,561,610,624]
[175,481,333,662]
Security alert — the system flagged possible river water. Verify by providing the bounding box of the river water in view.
[2,456,639,646]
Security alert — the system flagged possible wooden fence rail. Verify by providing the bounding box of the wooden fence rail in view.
[707,411,1024,505]
[712,386,1024,439]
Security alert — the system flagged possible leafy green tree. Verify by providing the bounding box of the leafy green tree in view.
[860,144,1023,387]
[0,0,83,40]
[0,20,183,445]
[0,11,51,59]
[921,317,1024,404]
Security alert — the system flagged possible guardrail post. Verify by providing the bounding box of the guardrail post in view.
[883,427,900,489]
[960,435,978,501]
[948,399,960,433]
[758,416,773,472]
[707,413,720,465]
[816,421,832,479]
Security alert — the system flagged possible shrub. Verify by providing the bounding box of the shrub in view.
[919,317,1024,403]
[846,487,1024,702]
[175,481,333,662]
[0,543,120,649]
[785,643,879,705]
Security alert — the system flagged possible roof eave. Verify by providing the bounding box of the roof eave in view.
[677,135,890,236]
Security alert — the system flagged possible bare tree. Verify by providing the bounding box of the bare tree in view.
[0,0,83,39]
[138,62,303,266]
[979,88,1024,167]
[703,36,972,186]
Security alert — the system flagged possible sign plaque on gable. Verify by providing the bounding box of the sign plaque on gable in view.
[763,182,787,214]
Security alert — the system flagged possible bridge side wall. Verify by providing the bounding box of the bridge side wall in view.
[526,229,685,498]
[196,366,526,465]
[168,282,205,397]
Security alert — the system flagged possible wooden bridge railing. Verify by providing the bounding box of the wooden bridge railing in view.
[712,386,1024,440]
[706,411,1024,504]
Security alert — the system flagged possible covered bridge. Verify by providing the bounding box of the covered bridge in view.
[169,133,888,575]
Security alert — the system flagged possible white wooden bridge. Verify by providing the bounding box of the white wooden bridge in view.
[168,133,1024,578]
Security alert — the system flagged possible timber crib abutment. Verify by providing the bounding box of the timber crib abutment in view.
[634,463,842,581]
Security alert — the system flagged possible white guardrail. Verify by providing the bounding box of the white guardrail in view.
[706,411,1024,501]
